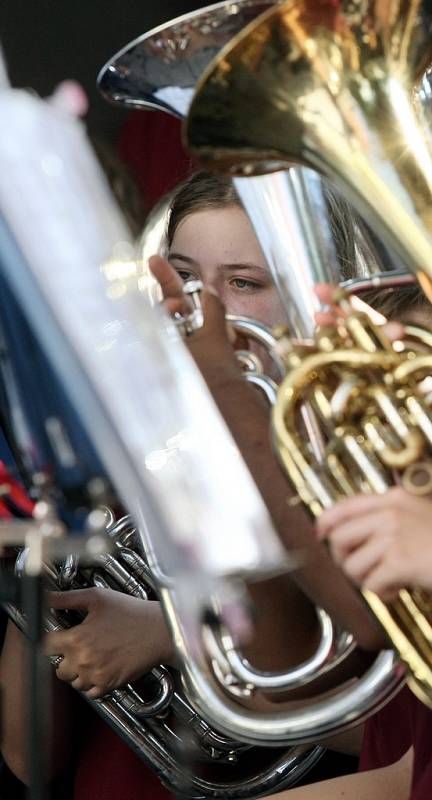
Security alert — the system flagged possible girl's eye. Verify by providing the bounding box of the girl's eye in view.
[176,269,194,283]
[230,278,261,291]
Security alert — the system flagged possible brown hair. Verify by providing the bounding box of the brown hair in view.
[323,186,430,321]
[359,284,429,323]
[316,183,430,322]
[167,171,239,248]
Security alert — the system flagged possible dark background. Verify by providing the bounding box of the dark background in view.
[0,1,205,142]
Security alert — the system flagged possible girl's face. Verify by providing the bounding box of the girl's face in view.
[168,205,284,326]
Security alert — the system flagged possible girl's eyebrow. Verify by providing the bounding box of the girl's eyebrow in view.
[168,252,199,266]
[169,254,268,274]
[220,263,268,274]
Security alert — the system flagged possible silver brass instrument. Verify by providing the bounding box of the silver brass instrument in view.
[185,0,432,708]
[97,1,282,115]
[4,510,322,798]
[96,1,405,748]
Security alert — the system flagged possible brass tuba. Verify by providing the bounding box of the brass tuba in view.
[185,0,432,706]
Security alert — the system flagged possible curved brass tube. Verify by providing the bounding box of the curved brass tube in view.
[271,318,432,706]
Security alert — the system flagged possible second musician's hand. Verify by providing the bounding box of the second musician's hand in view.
[44,589,174,699]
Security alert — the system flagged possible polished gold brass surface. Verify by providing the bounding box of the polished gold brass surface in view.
[185,0,432,293]
[272,296,432,707]
[185,0,432,707]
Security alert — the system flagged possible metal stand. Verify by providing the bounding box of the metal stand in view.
[23,572,48,800]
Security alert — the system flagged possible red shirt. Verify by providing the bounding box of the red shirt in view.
[359,685,413,770]
[410,695,432,800]
[117,110,193,210]
[359,685,432,799]
[73,713,174,800]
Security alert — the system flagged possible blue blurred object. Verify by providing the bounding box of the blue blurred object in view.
[0,213,109,529]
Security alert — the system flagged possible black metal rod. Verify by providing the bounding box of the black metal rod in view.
[22,573,50,800]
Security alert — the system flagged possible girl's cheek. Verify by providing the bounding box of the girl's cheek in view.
[220,286,284,327]
[250,296,285,327]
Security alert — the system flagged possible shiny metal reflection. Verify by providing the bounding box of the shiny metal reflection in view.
[97,1,282,116]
